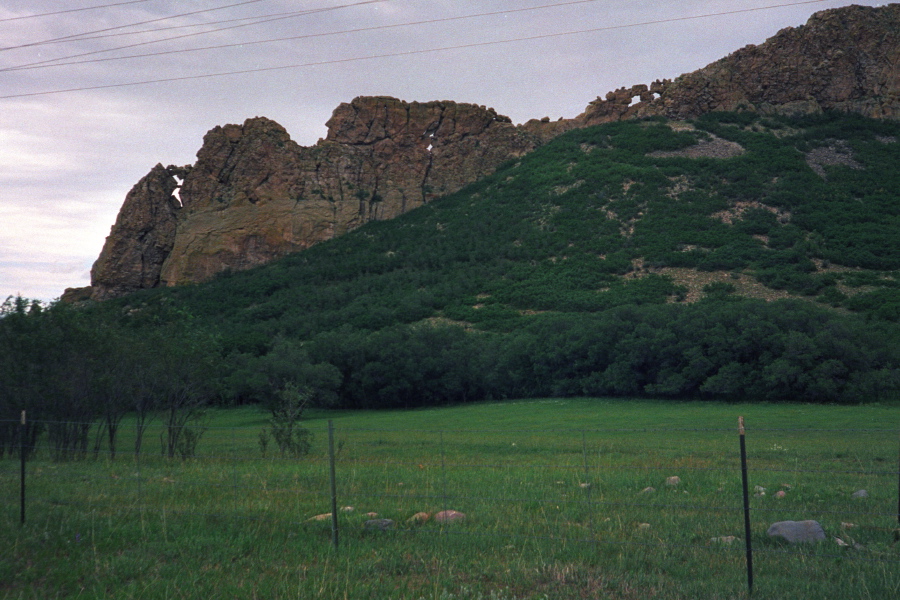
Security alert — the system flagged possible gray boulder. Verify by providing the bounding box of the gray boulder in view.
[364,518,395,531]
[767,520,825,543]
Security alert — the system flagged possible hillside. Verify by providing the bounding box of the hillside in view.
[70,3,900,301]
[156,111,900,324]
[70,110,899,409]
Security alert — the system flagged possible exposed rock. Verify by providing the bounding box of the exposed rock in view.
[767,520,826,543]
[806,140,864,179]
[364,518,395,531]
[91,164,183,300]
[406,512,430,525]
[59,286,93,303]
[91,100,539,298]
[851,489,869,499]
[580,4,900,124]
[85,4,900,299]
[308,513,332,522]
[647,133,745,160]
[435,510,466,524]
[665,476,681,487]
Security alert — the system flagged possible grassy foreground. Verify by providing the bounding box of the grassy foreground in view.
[2,398,899,599]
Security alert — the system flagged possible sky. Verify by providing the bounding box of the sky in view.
[0,0,888,303]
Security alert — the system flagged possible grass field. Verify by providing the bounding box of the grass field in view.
[2,398,899,599]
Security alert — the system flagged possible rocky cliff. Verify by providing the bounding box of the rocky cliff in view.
[575,3,900,125]
[77,3,900,301]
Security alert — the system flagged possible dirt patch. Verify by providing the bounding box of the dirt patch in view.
[626,263,795,303]
[711,200,791,225]
[805,140,863,179]
[648,134,745,160]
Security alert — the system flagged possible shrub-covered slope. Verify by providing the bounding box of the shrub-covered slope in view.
[157,111,900,326]
[4,112,900,419]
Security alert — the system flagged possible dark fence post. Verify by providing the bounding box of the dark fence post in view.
[582,430,594,546]
[328,420,339,550]
[440,431,447,518]
[739,416,754,595]
[20,410,26,525]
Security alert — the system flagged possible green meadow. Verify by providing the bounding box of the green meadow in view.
[3,398,899,599]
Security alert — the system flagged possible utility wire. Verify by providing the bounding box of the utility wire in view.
[0,0,835,100]
[0,0,273,51]
[1,0,387,72]
[5,5,346,46]
[2,0,604,73]
[0,0,155,22]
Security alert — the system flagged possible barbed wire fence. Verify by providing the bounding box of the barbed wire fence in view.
[3,413,899,595]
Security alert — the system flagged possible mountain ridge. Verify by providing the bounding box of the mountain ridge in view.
[69,3,900,302]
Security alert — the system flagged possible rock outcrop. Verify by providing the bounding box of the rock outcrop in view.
[578,4,900,124]
[90,99,540,299]
[83,4,900,300]
[89,164,183,300]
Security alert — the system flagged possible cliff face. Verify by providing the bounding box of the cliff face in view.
[89,99,540,299]
[89,164,182,300]
[83,3,900,300]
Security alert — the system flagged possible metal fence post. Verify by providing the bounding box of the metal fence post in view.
[739,416,754,595]
[582,430,595,546]
[20,410,26,525]
[328,420,339,550]
[440,430,447,518]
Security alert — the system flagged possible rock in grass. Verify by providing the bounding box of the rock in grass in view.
[767,520,825,543]
[406,512,430,525]
[364,518,395,531]
[640,486,656,494]
[435,510,466,524]
[665,476,681,486]
[852,489,869,499]
[308,513,332,521]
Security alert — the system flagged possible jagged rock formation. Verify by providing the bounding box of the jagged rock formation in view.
[79,3,900,301]
[577,3,900,125]
[88,164,184,300]
[87,99,540,299]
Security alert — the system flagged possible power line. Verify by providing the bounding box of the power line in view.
[2,0,388,72]
[0,0,835,101]
[0,0,273,51]
[2,0,604,73]
[5,5,337,47]
[0,0,155,22]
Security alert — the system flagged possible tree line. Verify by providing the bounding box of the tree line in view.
[3,293,898,462]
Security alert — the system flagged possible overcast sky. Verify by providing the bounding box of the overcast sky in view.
[0,0,887,302]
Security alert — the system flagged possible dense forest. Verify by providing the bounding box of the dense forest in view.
[3,111,900,456]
